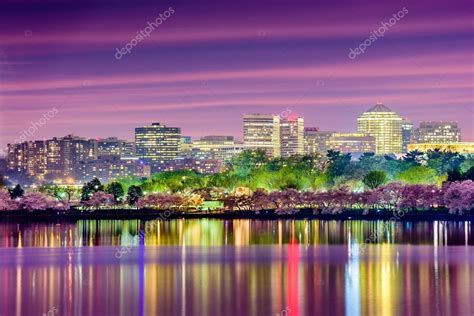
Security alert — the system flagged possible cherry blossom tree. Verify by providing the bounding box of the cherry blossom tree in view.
[0,189,17,211]
[83,192,114,210]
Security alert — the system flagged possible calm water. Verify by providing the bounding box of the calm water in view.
[0,219,473,316]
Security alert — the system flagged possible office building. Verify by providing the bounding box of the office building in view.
[98,137,135,158]
[243,114,280,157]
[135,122,181,165]
[304,128,335,154]
[401,119,413,153]
[412,122,461,144]
[280,116,304,157]
[191,136,244,162]
[327,133,376,154]
[357,103,403,154]
[407,142,474,154]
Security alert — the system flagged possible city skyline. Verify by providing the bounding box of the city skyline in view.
[1,0,472,153]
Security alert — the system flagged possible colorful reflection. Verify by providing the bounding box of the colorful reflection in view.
[0,245,473,315]
[0,220,472,315]
[0,219,472,248]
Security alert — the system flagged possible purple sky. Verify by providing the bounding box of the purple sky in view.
[0,0,473,152]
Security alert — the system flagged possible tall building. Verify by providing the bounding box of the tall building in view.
[412,121,461,144]
[135,122,181,165]
[7,135,97,183]
[191,136,244,162]
[304,128,335,154]
[280,116,304,157]
[357,103,403,154]
[401,119,413,153]
[243,114,280,157]
[327,133,376,154]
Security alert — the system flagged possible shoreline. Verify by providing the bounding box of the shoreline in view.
[0,209,472,222]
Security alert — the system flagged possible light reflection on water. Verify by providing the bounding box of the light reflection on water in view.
[0,219,472,316]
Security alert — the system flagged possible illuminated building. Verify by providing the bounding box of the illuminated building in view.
[412,121,461,144]
[280,116,304,157]
[191,136,244,162]
[156,157,222,174]
[401,119,413,153]
[407,142,474,154]
[75,156,150,183]
[7,135,97,182]
[304,128,335,154]
[327,133,376,154]
[98,137,135,158]
[357,103,403,154]
[135,122,181,165]
[180,136,192,153]
[243,114,281,157]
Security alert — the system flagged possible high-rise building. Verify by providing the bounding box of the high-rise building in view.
[304,128,335,154]
[401,119,413,153]
[327,133,376,154]
[412,121,461,144]
[7,135,97,183]
[280,116,304,157]
[191,136,244,162]
[357,103,403,154]
[135,122,181,165]
[243,114,280,157]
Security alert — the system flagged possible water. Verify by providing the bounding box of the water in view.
[0,219,472,315]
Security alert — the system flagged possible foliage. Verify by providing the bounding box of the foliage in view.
[81,178,104,201]
[106,181,125,203]
[363,170,387,189]
[9,184,24,199]
[395,165,439,185]
[82,192,114,209]
[443,180,474,215]
[127,185,144,206]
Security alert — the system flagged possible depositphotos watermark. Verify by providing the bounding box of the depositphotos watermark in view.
[15,107,59,144]
[115,6,175,60]
[348,7,408,60]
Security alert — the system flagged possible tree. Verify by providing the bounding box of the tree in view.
[403,150,424,165]
[81,178,104,201]
[83,191,113,210]
[0,173,5,188]
[106,181,124,203]
[0,189,16,211]
[230,149,269,177]
[395,165,439,185]
[127,185,144,206]
[326,150,352,179]
[9,184,24,199]
[363,170,388,190]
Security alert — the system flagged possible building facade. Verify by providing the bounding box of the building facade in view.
[135,122,181,165]
[97,137,135,158]
[357,103,403,154]
[191,136,244,162]
[304,128,335,154]
[412,122,461,144]
[407,142,473,154]
[401,119,413,153]
[75,156,150,183]
[280,116,304,157]
[243,114,280,157]
[327,133,376,154]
